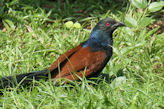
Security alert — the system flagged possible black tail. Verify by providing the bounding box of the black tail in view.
[0,70,49,89]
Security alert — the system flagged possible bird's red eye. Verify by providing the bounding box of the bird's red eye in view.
[106,22,110,26]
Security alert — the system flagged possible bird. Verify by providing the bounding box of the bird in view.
[0,18,125,89]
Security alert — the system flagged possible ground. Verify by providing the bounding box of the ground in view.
[0,0,163,108]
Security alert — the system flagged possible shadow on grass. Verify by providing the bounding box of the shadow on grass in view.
[89,69,125,85]
[1,0,128,26]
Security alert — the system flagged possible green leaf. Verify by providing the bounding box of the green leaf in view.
[148,1,164,12]
[138,17,152,28]
[123,27,134,36]
[111,76,127,88]
[3,19,15,30]
[9,0,18,6]
[73,22,82,29]
[131,0,147,9]
[125,16,137,27]
[64,21,74,28]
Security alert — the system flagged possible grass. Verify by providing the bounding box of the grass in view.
[0,0,164,108]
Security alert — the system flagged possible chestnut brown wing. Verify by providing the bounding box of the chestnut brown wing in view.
[53,46,107,81]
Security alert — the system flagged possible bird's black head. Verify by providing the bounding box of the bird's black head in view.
[93,18,125,35]
[83,18,125,51]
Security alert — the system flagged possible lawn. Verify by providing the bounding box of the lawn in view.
[0,0,164,108]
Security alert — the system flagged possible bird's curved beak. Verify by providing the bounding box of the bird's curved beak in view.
[112,21,126,28]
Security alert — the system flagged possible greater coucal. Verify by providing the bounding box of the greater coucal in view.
[0,18,125,89]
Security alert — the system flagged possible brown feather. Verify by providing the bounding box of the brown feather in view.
[50,46,107,81]
[48,44,82,71]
